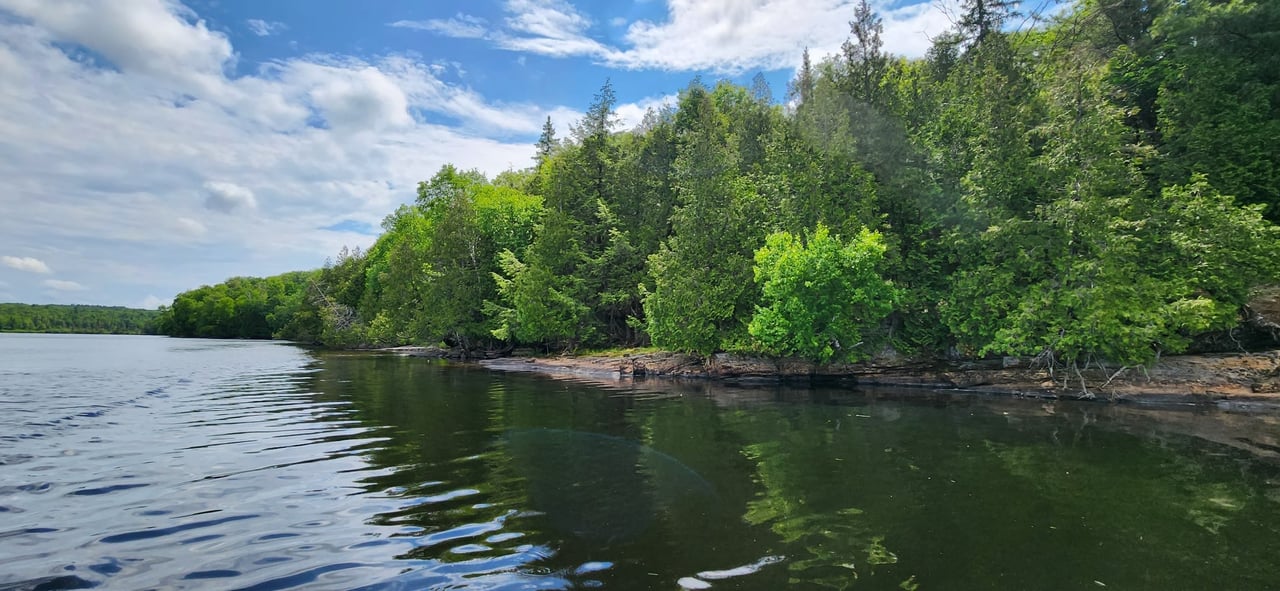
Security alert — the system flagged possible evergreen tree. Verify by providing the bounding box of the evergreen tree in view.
[535,116,558,163]
[959,0,1018,45]
[788,48,816,108]
[841,0,888,106]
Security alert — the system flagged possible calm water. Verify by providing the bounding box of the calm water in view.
[3,335,1280,590]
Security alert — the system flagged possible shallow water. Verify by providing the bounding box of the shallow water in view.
[3,334,1280,590]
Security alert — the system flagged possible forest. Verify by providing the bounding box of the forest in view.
[156,0,1280,373]
[0,303,160,335]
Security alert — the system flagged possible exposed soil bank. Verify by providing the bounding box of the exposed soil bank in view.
[470,349,1280,410]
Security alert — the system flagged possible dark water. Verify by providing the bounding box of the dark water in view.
[3,335,1280,590]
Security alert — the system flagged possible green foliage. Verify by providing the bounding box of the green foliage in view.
[489,249,590,348]
[749,225,896,363]
[155,271,318,340]
[1152,0,1280,221]
[642,84,773,355]
[1158,176,1280,303]
[419,179,544,348]
[0,303,159,335]
[159,0,1280,367]
[359,205,432,339]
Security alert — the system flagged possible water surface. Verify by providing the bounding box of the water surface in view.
[3,334,1280,590]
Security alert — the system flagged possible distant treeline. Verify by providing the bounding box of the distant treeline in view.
[156,0,1280,371]
[0,303,160,335]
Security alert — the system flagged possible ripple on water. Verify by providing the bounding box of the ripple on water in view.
[0,527,58,541]
[182,569,241,580]
[0,454,35,466]
[221,562,369,591]
[68,483,149,496]
[0,575,97,590]
[98,514,256,544]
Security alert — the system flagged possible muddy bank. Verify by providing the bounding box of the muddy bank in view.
[474,349,1280,409]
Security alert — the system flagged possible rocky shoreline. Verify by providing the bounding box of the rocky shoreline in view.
[378,342,1280,408]
[454,349,1280,409]
[377,345,1280,459]
[377,289,1280,409]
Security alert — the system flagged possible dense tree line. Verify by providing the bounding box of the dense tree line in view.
[153,272,321,340]
[0,303,159,334]
[158,0,1280,372]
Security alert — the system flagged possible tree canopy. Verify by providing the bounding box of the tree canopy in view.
[156,0,1280,369]
[0,303,159,335]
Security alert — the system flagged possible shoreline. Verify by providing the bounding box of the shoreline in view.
[443,349,1280,410]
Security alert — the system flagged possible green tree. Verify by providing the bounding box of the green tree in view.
[959,0,1018,46]
[1153,0,1280,221]
[419,178,543,351]
[489,81,623,348]
[535,115,558,164]
[0,304,159,335]
[841,0,889,106]
[643,84,771,354]
[749,225,896,363]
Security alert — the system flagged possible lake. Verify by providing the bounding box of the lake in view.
[2,334,1280,590]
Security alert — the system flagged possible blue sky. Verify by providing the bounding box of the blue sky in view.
[0,0,967,308]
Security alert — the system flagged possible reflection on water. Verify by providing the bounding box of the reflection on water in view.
[502,428,719,543]
[2,334,1280,590]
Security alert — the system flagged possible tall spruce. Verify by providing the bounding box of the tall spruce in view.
[535,116,557,163]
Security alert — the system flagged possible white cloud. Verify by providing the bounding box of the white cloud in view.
[246,18,287,37]
[0,0,233,92]
[304,64,414,134]
[615,93,676,131]
[495,0,615,58]
[140,294,170,309]
[0,0,550,306]
[203,181,257,213]
[43,279,86,291]
[615,0,961,71]
[1,255,52,274]
[393,0,616,61]
[399,0,960,73]
[390,14,488,38]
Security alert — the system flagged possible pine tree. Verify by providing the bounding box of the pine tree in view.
[788,48,815,108]
[959,0,1018,45]
[841,0,888,105]
[535,116,557,163]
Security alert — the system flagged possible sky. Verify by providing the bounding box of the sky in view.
[0,0,971,309]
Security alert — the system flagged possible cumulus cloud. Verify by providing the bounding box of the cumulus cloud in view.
[399,0,961,73]
[615,93,676,131]
[0,0,550,306]
[203,181,258,213]
[43,279,86,291]
[0,0,233,92]
[246,19,287,37]
[305,65,414,133]
[1,255,52,274]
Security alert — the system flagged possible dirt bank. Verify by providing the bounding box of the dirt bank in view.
[475,349,1280,409]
